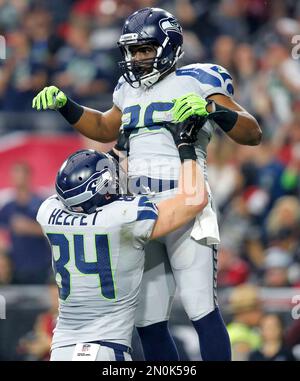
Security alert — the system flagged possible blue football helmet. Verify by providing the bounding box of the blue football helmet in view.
[55,149,125,214]
[118,7,184,88]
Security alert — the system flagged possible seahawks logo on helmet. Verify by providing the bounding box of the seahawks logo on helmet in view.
[86,169,112,195]
[159,18,182,36]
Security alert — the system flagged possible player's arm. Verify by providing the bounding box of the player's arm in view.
[206,93,262,146]
[151,160,207,239]
[172,93,262,146]
[73,105,121,143]
[32,86,121,143]
[150,117,208,240]
[172,63,262,146]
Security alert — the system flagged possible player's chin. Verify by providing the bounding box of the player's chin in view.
[136,64,152,76]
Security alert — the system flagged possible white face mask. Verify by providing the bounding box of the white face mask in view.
[121,40,184,89]
[140,69,162,88]
[123,44,161,88]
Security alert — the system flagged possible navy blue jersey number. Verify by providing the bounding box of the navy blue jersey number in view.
[47,233,115,301]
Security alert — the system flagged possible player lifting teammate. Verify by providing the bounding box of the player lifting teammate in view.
[37,117,207,361]
[33,7,261,361]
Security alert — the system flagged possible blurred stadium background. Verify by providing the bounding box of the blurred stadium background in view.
[1,0,300,361]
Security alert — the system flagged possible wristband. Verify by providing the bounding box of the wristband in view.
[208,101,238,132]
[107,149,120,162]
[59,98,84,125]
[178,144,197,162]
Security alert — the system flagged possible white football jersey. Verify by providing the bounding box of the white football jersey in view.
[36,195,158,350]
[113,63,234,180]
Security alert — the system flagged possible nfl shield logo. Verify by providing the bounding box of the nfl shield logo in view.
[82,344,90,352]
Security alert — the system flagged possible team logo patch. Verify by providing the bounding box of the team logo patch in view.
[86,170,112,195]
[160,18,182,35]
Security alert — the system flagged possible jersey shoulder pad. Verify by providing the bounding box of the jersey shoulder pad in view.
[113,195,157,223]
[114,76,127,92]
[113,76,127,110]
[131,196,158,248]
[176,63,234,97]
[36,195,60,225]
[111,196,141,224]
[136,196,158,222]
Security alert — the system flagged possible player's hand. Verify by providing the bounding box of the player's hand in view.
[172,93,209,123]
[167,115,206,148]
[32,86,67,111]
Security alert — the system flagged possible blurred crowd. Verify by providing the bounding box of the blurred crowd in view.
[1,0,300,361]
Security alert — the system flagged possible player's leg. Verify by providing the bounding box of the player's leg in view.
[166,222,231,361]
[135,239,179,360]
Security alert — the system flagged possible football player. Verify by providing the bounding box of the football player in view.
[33,7,262,361]
[37,118,208,361]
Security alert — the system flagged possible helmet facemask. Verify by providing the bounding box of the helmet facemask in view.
[118,37,183,89]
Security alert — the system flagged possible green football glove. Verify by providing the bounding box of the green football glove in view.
[172,93,209,123]
[32,86,67,111]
